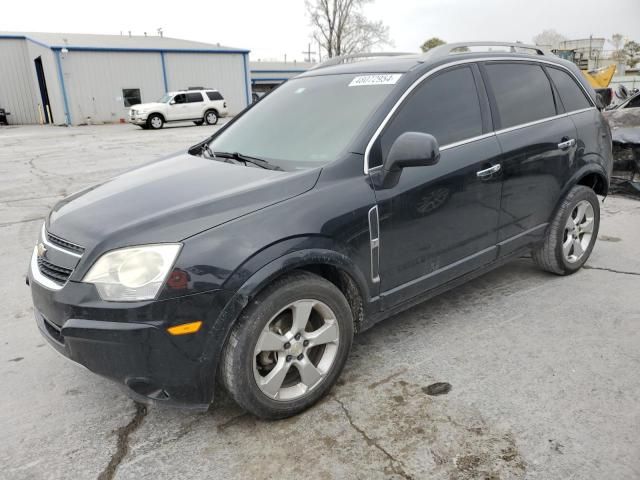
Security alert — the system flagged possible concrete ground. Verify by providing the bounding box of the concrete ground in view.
[1,123,639,480]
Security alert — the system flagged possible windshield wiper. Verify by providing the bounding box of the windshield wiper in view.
[212,151,283,171]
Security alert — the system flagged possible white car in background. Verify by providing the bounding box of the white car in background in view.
[129,89,228,129]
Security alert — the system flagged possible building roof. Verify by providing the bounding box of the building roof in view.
[249,61,316,73]
[0,31,249,53]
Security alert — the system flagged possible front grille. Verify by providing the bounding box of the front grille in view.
[37,257,73,284]
[46,232,85,255]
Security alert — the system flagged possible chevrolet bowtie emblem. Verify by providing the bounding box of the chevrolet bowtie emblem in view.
[37,243,47,257]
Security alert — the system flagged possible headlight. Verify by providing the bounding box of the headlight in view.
[83,244,181,301]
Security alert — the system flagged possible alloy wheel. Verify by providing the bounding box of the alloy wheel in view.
[253,299,340,401]
[563,200,594,263]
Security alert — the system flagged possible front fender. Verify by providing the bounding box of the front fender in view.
[194,242,373,401]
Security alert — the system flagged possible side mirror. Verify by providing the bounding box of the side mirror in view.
[595,93,605,111]
[385,132,440,172]
[169,100,176,105]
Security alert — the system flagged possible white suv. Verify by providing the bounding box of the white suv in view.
[128,89,228,129]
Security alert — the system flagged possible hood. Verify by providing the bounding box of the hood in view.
[47,153,320,252]
[130,102,166,111]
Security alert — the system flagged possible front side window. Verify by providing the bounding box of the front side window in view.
[372,66,483,167]
[546,67,592,112]
[123,88,141,107]
[485,62,556,129]
[186,92,204,103]
[209,74,398,170]
[173,94,187,104]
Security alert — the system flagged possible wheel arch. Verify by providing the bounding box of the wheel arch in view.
[148,111,165,122]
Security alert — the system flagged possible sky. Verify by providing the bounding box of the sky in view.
[3,0,639,62]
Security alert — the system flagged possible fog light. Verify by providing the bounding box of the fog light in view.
[167,321,202,336]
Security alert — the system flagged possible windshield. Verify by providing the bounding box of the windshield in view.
[209,73,400,170]
[158,94,172,103]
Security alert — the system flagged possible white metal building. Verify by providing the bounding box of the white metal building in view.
[0,32,251,125]
[249,61,314,92]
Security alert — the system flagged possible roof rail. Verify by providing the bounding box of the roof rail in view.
[422,42,552,60]
[309,52,416,70]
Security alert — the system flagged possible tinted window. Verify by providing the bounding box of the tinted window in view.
[485,63,556,128]
[206,91,224,101]
[122,88,141,107]
[186,92,204,103]
[547,67,592,112]
[626,94,640,108]
[378,66,483,162]
[173,94,187,104]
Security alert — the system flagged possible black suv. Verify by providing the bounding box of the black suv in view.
[28,42,612,419]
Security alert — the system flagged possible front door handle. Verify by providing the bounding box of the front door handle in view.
[558,138,576,149]
[476,164,502,178]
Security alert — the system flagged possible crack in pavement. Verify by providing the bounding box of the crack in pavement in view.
[97,402,147,480]
[583,265,640,277]
[333,397,414,480]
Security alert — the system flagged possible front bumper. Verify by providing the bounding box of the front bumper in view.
[128,115,148,125]
[28,273,234,408]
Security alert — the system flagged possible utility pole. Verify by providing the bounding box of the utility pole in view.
[301,43,316,63]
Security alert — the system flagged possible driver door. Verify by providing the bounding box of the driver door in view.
[369,64,503,309]
[169,93,189,120]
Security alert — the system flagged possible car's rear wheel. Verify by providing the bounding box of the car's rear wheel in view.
[533,185,600,275]
[147,114,164,130]
[221,271,353,419]
[204,110,218,125]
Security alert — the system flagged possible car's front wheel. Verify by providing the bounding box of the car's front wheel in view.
[221,271,353,419]
[147,113,164,130]
[533,185,600,275]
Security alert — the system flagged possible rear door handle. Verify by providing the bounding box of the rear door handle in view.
[558,138,576,149]
[476,164,501,178]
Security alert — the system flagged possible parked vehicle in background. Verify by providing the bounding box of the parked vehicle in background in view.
[128,89,228,129]
[29,42,612,420]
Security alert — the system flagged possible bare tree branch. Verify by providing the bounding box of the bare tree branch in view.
[306,0,392,58]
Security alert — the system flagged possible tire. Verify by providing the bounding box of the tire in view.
[221,271,353,419]
[533,185,600,275]
[147,113,164,130]
[204,110,218,125]
[193,120,204,126]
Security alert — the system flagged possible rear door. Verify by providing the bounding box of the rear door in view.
[186,92,205,119]
[545,66,607,183]
[481,61,579,256]
[369,64,504,308]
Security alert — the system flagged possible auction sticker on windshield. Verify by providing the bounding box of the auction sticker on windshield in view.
[349,74,402,87]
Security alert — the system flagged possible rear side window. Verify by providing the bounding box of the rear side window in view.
[206,91,224,101]
[547,67,592,112]
[186,92,204,103]
[485,63,556,129]
[378,66,483,161]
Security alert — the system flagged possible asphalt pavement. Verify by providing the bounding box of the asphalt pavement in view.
[1,123,639,480]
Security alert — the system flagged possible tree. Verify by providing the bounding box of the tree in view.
[610,33,626,61]
[420,37,445,53]
[532,29,566,49]
[306,0,392,58]
[623,40,640,68]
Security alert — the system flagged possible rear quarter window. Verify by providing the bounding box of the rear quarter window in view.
[206,91,224,101]
[484,63,557,129]
[546,67,592,112]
